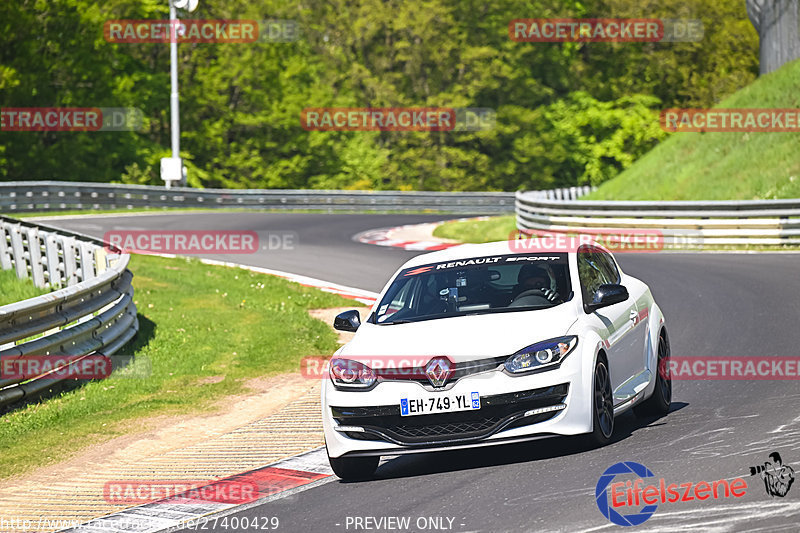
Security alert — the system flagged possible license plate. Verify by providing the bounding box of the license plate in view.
[400,392,481,416]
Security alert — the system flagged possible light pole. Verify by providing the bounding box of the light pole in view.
[161,0,197,189]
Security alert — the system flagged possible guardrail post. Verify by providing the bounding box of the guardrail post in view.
[9,225,28,280]
[79,241,96,282]
[44,234,62,289]
[95,247,108,275]
[62,236,79,286]
[0,225,11,271]
[25,227,46,288]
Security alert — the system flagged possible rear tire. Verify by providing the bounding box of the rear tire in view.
[585,356,614,447]
[634,331,672,417]
[327,451,379,481]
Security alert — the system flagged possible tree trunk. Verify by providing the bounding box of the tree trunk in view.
[747,0,800,74]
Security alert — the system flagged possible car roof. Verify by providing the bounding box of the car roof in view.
[400,239,598,269]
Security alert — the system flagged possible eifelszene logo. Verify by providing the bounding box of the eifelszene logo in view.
[749,451,795,497]
[595,461,747,527]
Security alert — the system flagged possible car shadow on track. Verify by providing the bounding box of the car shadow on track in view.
[348,401,689,483]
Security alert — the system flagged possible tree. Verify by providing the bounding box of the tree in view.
[0,0,763,190]
[747,0,800,74]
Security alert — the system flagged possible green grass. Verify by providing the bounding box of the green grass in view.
[432,216,517,243]
[0,254,363,479]
[0,269,50,306]
[587,58,800,201]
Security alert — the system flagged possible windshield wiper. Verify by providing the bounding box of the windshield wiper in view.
[380,319,415,325]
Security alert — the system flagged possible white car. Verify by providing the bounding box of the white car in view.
[322,241,671,479]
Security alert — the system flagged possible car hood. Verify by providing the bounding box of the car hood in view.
[339,304,579,363]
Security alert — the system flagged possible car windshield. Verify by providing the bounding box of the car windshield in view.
[373,253,572,325]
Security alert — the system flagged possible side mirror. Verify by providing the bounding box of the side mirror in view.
[334,310,361,332]
[585,284,629,313]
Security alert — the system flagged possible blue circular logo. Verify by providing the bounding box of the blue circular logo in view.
[595,461,658,526]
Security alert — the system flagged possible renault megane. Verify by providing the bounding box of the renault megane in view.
[322,241,671,480]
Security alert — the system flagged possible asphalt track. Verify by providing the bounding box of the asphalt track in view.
[43,212,800,532]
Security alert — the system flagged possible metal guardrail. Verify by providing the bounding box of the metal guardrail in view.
[0,181,585,215]
[0,215,138,408]
[516,191,800,246]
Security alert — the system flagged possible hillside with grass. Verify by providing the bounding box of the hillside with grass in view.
[586,58,800,201]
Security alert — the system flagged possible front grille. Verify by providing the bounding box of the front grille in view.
[393,416,503,440]
[332,383,568,446]
[375,355,507,390]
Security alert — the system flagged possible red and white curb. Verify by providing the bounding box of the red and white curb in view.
[354,217,488,251]
[60,448,335,533]
[355,227,459,251]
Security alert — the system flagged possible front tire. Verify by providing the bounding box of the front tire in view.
[327,451,379,481]
[633,331,672,417]
[586,356,614,447]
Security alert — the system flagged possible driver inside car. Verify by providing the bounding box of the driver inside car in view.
[510,264,560,303]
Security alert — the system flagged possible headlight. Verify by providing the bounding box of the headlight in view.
[504,336,578,374]
[329,358,377,389]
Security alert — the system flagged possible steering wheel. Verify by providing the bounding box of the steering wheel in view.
[511,288,556,305]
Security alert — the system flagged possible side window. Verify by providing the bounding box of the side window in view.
[594,250,620,284]
[578,248,602,303]
[377,277,419,321]
[577,246,617,303]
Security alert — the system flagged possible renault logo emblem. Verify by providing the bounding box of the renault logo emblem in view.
[425,357,453,387]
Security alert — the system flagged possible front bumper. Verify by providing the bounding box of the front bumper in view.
[332,384,568,446]
[323,352,593,458]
